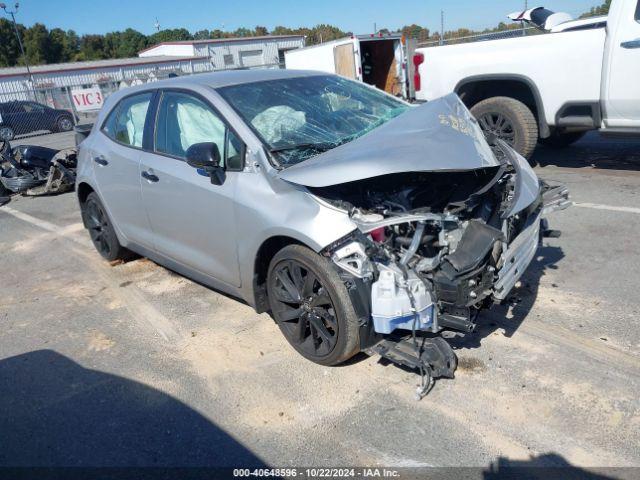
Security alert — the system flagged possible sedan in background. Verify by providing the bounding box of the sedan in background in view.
[0,101,75,140]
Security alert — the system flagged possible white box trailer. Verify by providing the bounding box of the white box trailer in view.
[285,33,418,100]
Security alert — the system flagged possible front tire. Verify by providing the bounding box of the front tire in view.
[267,245,360,366]
[81,192,129,262]
[471,96,539,160]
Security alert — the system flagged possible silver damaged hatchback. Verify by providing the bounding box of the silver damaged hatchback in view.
[77,70,569,390]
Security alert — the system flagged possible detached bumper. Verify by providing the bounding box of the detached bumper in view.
[493,210,542,301]
[493,181,570,301]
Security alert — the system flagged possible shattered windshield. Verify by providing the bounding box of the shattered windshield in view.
[217,75,409,167]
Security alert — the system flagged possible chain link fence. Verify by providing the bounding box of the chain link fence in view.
[417,26,541,48]
[0,81,120,142]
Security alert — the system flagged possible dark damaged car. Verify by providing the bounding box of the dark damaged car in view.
[76,70,570,394]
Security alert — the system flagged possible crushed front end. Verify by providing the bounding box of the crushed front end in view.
[319,142,570,397]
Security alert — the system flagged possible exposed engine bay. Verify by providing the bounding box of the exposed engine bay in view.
[315,142,570,397]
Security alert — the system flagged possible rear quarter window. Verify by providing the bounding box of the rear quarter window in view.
[101,93,152,148]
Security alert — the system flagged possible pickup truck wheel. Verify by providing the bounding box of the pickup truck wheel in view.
[267,245,360,366]
[81,192,130,262]
[471,96,538,160]
[540,131,586,148]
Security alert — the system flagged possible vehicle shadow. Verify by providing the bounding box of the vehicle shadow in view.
[0,350,265,470]
[483,452,619,479]
[448,244,565,351]
[531,132,640,171]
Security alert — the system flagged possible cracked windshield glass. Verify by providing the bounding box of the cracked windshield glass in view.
[218,74,409,167]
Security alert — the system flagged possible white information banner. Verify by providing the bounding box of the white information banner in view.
[71,87,104,112]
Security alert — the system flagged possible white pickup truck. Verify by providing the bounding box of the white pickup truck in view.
[414,0,640,159]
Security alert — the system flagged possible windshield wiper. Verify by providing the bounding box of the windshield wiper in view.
[269,142,338,154]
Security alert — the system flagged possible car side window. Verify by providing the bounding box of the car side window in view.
[102,93,152,148]
[636,0,640,21]
[24,103,44,113]
[155,91,229,166]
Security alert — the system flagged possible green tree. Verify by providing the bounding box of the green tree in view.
[23,23,49,65]
[272,25,293,35]
[79,34,107,60]
[47,28,67,63]
[0,18,24,67]
[309,24,346,44]
[193,29,211,40]
[147,28,192,45]
[580,0,612,18]
[233,27,253,37]
[210,29,228,39]
[254,25,269,36]
[116,29,148,57]
[401,24,429,40]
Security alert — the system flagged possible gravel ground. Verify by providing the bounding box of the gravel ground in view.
[0,132,639,477]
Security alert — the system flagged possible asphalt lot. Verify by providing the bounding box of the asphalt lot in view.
[1,131,639,475]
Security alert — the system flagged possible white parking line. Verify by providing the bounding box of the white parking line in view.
[1,204,181,342]
[2,206,70,235]
[573,202,640,215]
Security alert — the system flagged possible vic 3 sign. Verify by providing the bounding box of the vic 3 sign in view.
[71,87,104,112]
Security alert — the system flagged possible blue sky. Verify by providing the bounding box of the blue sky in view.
[7,0,602,36]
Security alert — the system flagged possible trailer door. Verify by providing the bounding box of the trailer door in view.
[404,37,417,100]
[334,43,357,79]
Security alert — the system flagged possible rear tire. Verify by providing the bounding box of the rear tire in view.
[471,96,539,160]
[540,130,586,148]
[81,192,130,262]
[267,244,360,366]
[0,126,15,141]
[55,116,74,133]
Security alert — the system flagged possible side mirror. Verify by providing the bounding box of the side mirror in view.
[185,142,225,185]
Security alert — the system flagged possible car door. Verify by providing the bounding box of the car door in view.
[5,102,26,134]
[92,91,156,248]
[603,0,640,127]
[22,102,47,133]
[138,90,244,287]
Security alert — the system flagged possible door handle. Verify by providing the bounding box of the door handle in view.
[93,156,108,166]
[141,170,159,183]
[621,39,640,49]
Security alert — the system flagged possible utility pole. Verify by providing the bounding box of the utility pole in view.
[522,0,528,36]
[374,22,377,34]
[0,2,35,95]
[440,10,444,46]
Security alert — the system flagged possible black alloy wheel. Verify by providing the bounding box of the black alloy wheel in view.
[270,259,339,358]
[82,192,129,262]
[85,198,112,257]
[477,112,516,147]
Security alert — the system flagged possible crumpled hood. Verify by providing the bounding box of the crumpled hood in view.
[278,93,500,188]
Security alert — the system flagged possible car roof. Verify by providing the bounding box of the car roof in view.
[99,69,331,120]
[123,69,327,94]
